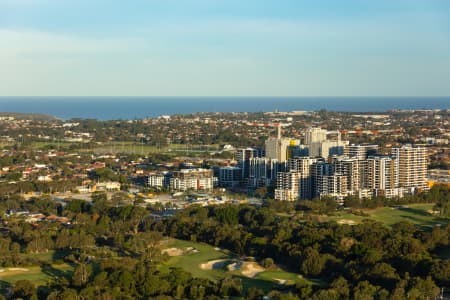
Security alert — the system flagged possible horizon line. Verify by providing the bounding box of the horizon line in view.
[1,96,450,98]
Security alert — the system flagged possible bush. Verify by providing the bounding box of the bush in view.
[262,257,274,268]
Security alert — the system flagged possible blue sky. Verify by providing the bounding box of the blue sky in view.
[1,0,450,96]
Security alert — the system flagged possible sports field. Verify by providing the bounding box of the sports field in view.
[27,141,220,155]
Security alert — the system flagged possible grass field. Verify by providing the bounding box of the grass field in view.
[31,141,74,148]
[0,264,72,284]
[326,203,449,229]
[159,239,319,292]
[159,239,232,281]
[0,251,73,295]
[28,140,221,155]
[93,142,220,155]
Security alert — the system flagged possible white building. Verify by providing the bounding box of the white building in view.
[306,128,347,159]
[96,181,121,191]
[332,156,361,193]
[304,128,327,145]
[274,171,301,201]
[287,157,318,199]
[169,168,215,191]
[148,172,170,188]
[347,144,379,160]
[366,156,397,191]
[391,145,428,191]
[248,157,279,188]
[317,173,348,203]
[265,137,291,162]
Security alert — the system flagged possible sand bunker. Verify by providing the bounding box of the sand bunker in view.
[241,262,265,278]
[186,247,199,253]
[274,278,287,285]
[162,248,184,256]
[200,259,228,270]
[0,268,30,276]
[162,247,199,256]
[227,261,242,271]
[8,268,29,271]
[337,219,356,225]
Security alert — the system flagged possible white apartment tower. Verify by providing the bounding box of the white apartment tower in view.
[348,144,379,160]
[304,128,327,145]
[265,126,291,162]
[288,157,318,199]
[366,156,397,190]
[391,145,428,190]
[317,174,348,203]
[248,157,279,188]
[274,171,301,201]
[306,128,347,159]
[332,157,361,192]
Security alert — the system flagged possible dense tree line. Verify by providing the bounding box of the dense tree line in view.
[152,199,449,299]
[0,187,449,299]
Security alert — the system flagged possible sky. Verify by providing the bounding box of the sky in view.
[1,0,450,96]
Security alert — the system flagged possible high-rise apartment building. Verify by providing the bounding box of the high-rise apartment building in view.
[365,156,397,191]
[347,144,379,160]
[288,157,318,199]
[317,173,348,202]
[391,145,428,190]
[304,127,327,145]
[218,166,242,187]
[170,168,215,191]
[274,171,301,201]
[332,156,361,192]
[248,157,279,188]
[265,138,291,162]
[236,147,262,182]
[306,128,347,159]
[364,155,406,198]
[311,160,333,198]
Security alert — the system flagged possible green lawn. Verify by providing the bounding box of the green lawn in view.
[0,251,73,295]
[27,140,221,155]
[159,239,318,292]
[91,142,219,155]
[327,203,449,229]
[159,239,231,281]
[21,250,69,263]
[30,141,74,149]
[0,263,73,285]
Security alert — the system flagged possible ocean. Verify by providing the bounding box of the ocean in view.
[0,97,448,120]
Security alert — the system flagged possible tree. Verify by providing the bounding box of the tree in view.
[434,196,450,217]
[72,263,92,287]
[330,277,350,300]
[262,257,274,268]
[368,262,399,289]
[214,205,239,225]
[13,280,37,299]
[301,247,325,276]
[408,276,440,299]
[431,260,450,286]
[352,281,377,300]
[91,191,108,213]
[219,277,242,297]
[246,287,264,300]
